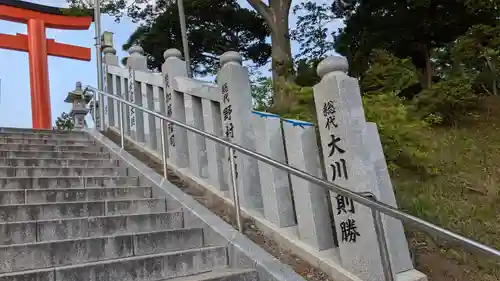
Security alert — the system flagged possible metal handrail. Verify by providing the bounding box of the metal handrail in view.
[85,85,500,274]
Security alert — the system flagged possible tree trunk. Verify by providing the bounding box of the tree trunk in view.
[485,55,498,96]
[412,44,433,89]
[270,4,293,81]
[416,51,433,89]
[247,0,293,111]
[424,50,432,88]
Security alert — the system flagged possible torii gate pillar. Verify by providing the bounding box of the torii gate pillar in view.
[0,0,93,129]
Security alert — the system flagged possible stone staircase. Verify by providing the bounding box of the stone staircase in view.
[0,128,263,281]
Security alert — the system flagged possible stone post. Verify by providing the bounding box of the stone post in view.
[162,49,189,168]
[282,118,336,250]
[64,82,91,129]
[217,51,263,214]
[313,56,388,281]
[252,111,296,227]
[126,45,147,142]
[102,46,118,129]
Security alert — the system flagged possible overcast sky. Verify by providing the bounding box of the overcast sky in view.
[0,0,339,128]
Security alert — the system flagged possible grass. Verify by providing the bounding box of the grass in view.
[392,96,500,281]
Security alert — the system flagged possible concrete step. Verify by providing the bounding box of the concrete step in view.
[0,186,153,204]
[0,211,184,245]
[0,228,205,273]
[0,198,178,222]
[0,130,89,140]
[0,143,104,152]
[0,246,228,281]
[0,158,120,168]
[0,128,86,134]
[0,149,111,159]
[0,137,95,146]
[0,176,139,189]
[165,269,258,281]
[0,166,126,177]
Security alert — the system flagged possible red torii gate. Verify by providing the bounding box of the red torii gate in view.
[0,0,93,129]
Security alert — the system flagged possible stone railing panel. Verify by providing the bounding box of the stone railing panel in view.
[282,118,337,251]
[184,93,209,178]
[173,76,220,102]
[365,122,413,274]
[251,111,296,228]
[142,82,157,149]
[153,85,166,156]
[201,99,227,192]
[97,42,426,281]
[120,75,130,136]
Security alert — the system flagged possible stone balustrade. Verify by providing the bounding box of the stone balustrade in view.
[94,44,427,281]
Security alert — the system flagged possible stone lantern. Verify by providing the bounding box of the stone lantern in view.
[64,81,92,129]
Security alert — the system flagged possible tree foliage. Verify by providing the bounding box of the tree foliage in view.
[68,0,294,79]
[246,0,294,81]
[288,1,336,88]
[121,0,271,75]
[66,0,140,21]
[333,0,498,88]
[360,50,419,95]
[53,112,75,131]
[290,2,335,62]
[363,92,434,172]
[452,24,500,96]
[294,58,321,87]
[250,74,273,111]
[413,77,482,125]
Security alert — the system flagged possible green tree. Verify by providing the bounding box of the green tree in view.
[413,77,481,125]
[294,58,321,87]
[452,24,500,96]
[68,0,294,80]
[363,91,434,172]
[123,0,271,75]
[288,1,337,88]
[246,0,294,82]
[250,74,273,111]
[290,1,335,62]
[333,0,498,88]
[53,112,75,131]
[360,50,419,95]
[430,45,461,79]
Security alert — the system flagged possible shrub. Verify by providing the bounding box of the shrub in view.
[363,92,434,173]
[266,80,317,122]
[53,112,75,131]
[360,50,419,95]
[413,77,483,125]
